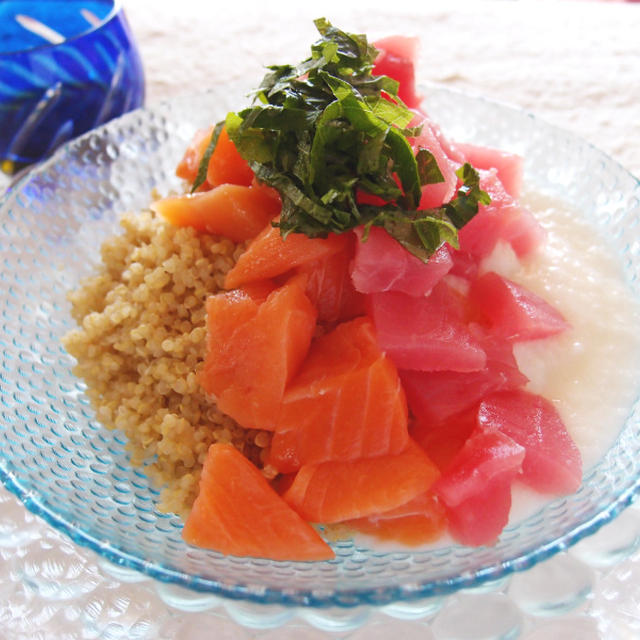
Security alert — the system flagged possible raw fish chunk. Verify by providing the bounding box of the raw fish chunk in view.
[411,114,458,209]
[183,444,334,561]
[224,221,349,289]
[201,275,316,430]
[176,126,213,186]
[469,271,570,341]
[269,317,409,472]
[373,36,421,108]
[411,407,479,472]
[297,235,367,326]
[206,126,254,187]
[348,491,447,546]
[151,182,281,242]
[433,429,525,546]
[370,282,486,372]
[284,440,440,523]
[478,390,582,494]
[400,331,528,424]
[458,170,545,259]
[455,142,523,199]
[350,226,453,296]
[445,475,515,547]
[175,125,254,188]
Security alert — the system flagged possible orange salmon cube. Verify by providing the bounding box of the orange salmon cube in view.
[151,182,281,242]
[283,440,440,523]
[201,275,316,431]
[224,221,349,290]
[206,126,254,187]
[183,444,334,561]
[269,317,409,472]
[175,125,254,189]
[176,126,213,185]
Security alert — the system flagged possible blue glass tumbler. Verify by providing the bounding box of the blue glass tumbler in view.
[0,0,145,175]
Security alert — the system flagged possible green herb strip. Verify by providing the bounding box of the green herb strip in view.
[193,18,491,261]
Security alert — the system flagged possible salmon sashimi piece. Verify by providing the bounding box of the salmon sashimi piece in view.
[151,182,281,242]
[176,126,214,186]
[201,275,317,430]
[183,444,334,561]
[297,234,367,326]
[269,317,409,472]
[364,488,443,519]
[283,440,440,523]
[240,278,277,303]
[348,512,447,547]
[206,126,255,187]
[270,356,408,472]
[224,221,349,290]
[348,491,447,546]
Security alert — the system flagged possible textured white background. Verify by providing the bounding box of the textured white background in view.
[1,1,640,638]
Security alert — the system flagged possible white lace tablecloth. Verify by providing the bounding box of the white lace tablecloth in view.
[2,0,640,638]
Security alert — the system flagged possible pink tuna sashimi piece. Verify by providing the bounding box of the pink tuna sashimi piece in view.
[433,429,525,507]
[469,271,570,341]
[455,142,524,199]
[370,282,486,372]
[448,248,479,281]
[433,429,525,546]
[409,113,458,209]
[411,406,478,473]
[478,390,582,494]
[501,205,547,258]
[446,475,515,547]
[351,226,453,296]
[458,170,545,260]
[430,121,467,165]
[400,331,528,424]
[373,36,421,108]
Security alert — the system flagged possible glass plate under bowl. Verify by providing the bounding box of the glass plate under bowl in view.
[1,85,639,608]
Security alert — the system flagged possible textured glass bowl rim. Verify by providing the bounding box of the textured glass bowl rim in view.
[0,0,123,57]
[1,85,640,608]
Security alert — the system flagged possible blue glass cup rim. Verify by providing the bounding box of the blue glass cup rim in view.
[0,0,123,57]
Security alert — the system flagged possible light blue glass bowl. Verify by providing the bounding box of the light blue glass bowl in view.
[0,86,639,608]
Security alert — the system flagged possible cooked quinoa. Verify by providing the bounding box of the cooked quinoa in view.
[62,209,273,518]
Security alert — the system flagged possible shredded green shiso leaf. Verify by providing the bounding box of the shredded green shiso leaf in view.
[193,18,490,261]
